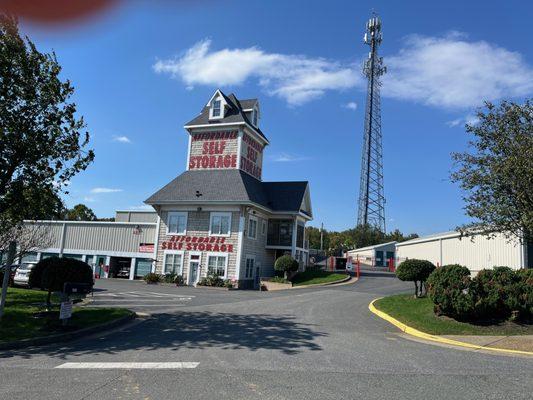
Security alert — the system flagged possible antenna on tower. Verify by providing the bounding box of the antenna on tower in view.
[357,13,386,234]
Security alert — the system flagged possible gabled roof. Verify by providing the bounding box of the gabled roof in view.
[145,169,310,216]
[185,90,268,143]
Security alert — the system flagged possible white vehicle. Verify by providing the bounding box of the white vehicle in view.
[13,263,36,287]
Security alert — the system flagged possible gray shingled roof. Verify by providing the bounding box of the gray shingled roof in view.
[145,170,308,214]
[185,91,268,142]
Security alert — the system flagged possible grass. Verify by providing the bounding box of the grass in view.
[0,287,132,343]
[374,294,533,336]
[291,270,348,286]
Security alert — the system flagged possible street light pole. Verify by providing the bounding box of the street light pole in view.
[0,241,17,320]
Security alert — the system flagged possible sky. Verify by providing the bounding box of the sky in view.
[17,0,533,236]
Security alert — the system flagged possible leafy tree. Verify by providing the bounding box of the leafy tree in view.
[451,100,533,242]
[396,259,436,298]
[274,255,299,279]
[65,204,96,221]
[0,14,94,234]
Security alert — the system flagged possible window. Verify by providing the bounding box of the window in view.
[210,212,231,236]
[262,221,266,236]
[212,99,221,117]
[164,252,183,274]
[167,212,187,235]
[245,257,255,279]
[267,219,293,247]
[248,216,257,239]
[207,255,227,278]
[252,108,258,126]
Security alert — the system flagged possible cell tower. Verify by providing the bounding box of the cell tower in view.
[357,14,387,233]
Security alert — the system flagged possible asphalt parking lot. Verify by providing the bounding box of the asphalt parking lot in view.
[1,272,532,400]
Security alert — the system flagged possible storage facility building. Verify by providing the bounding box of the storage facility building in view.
[396,231,532,273]
[346,241,396,267]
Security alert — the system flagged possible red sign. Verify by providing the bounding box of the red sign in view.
[161,235,234,253]
[139,243,155,253]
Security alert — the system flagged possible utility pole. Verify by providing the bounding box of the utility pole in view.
[0,241,16,320]
[320,223,324,252]
[356,14,387,234]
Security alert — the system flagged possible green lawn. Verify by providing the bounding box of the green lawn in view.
[0,287,132,343]
[375,294,533,336]
[291,270,349,286]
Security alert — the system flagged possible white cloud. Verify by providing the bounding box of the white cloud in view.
[153,39,361,106]
[270,152,310,162]
[344,102,358,110]
[446,114,480,128]
[90,187,123,194]
[112,135,131,143]
[384,33,533,108]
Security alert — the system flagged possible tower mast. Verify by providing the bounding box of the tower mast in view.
[357,14,386,233]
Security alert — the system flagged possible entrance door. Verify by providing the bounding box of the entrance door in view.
[188,253,201,286]
[95,255,106,278]
[375,251,384,267]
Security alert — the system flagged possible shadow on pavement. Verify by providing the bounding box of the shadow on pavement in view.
[0,311,327,359]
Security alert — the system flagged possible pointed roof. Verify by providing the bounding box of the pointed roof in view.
[185,90,268,143]
[145,170,310,216]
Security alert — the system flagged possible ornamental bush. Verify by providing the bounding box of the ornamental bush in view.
[427,264,474,319]
[197,273,225,287]
[29,256,93,305]
[395,259,436,297]
[504,268,533,321]
[274,255,299,279]
[143,272,162,284]
[471,266,518,320]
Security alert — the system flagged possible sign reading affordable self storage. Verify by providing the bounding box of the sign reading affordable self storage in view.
[161,235,234,252]
[188,130,238,171]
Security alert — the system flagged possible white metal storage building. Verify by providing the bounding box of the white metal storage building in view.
[396,231,531,273]
[346,241,396,267]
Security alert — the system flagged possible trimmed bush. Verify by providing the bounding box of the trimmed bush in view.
[174,274,185,286]
[472,266,518,319]
[505,268,533,321]
[274,255,299,279]
[396,259,436,297]
[143,273,162,284]
[427,264,474,319]
[29,256,93,305]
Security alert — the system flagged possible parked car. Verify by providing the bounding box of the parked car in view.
[0,263,19,286]
[13,263,37,287]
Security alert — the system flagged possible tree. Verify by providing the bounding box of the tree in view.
[451,100,533,242]
[65,204,96,221]
[396,259,436,298]
[0,14,94,234]
[274,255,299,279]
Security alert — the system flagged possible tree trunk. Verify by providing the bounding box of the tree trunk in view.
[46,289,52,309]
[413,281,418,298]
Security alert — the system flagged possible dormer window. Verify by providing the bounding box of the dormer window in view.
[251,104,259,127]
[212,100,221,117]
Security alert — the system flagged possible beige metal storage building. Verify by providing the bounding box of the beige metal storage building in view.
[396,231,531,273]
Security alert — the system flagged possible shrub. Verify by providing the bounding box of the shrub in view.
[174,274,185,286]
[29,256,93,305]
[143,273,162,284]
[197,273,225,287]
[163,273,177,284]
[505,268,533,321]
[396,259,436,297]
[471,266,518,319]
[427,264,474,319]
[274,255,299,279]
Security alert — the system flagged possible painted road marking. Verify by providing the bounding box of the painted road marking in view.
[55,362,199,369]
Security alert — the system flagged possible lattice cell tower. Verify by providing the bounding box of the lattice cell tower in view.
[357,14,387,233]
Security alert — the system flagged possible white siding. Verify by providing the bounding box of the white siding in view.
[396,232,524,273]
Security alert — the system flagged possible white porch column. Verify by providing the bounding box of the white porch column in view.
[129,258,136,280]
[235,210,246,281]
[291,217,297,258]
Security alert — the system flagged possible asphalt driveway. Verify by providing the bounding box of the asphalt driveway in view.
[1,272,532,400]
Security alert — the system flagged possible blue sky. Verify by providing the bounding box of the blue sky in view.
[19,0,533,235]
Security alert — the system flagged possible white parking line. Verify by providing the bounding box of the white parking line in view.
[55,362,199,369]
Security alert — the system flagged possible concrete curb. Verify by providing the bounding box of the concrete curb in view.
[368,298,533,357]
[0,310,137,351]
[290,274,354,289]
